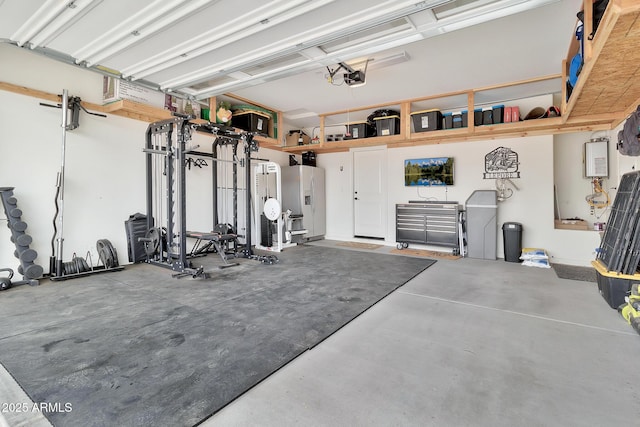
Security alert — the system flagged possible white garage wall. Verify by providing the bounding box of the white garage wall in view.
[320,129,615,266]
[0,44,288,276]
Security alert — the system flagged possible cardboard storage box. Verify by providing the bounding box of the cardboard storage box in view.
[102,76,165,108]
[285,130,311,146]
[233,110,271,134]
[411,109,442,132]
[374,115,400,136]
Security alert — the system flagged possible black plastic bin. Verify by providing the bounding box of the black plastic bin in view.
[502,222,522,262]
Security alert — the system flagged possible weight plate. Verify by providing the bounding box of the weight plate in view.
[63,261,76,275]
[9,208,22,218]
[145,228,161,256]
[97,239,114,268]
[79,257,90,272]
[263,198,281,221]
[103,239,119,267]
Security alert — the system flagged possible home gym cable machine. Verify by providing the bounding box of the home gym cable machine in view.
[189,122,277,264]
[140,117,277,278]
[44,89,124,281]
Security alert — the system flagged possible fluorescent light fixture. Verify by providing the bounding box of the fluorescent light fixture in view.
[161,0,445,90]
[123,0,335,79]
[299,46,328,60]
[191,59,319,99]
[349,51,409,71]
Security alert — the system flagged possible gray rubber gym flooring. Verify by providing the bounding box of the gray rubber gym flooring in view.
[0,244,433,426]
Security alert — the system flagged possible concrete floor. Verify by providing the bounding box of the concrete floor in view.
[2,241,639,426]
[205,242,640,426]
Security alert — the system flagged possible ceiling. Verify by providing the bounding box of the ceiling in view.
[0,0,582,129]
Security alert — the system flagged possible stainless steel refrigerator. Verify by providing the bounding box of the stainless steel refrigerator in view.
[281,165,325,241]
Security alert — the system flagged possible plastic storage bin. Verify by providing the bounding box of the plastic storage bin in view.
[233,110,271,134]
[443,112,453,129]
[474,108,483,126]
[452,111,468,128]
[374,115,400,136]
[502,222,522,262]
[346,121,374,139]
[411,109,442,132]
[593,259,637,308]
[492,105,505,124]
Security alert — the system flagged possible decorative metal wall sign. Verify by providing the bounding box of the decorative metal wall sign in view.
[483,147,520,179]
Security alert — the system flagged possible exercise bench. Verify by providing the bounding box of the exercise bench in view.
[186,231,239,268]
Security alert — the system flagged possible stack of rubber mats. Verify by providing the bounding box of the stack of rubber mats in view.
[593,171,640,308]
[619,283,640,335]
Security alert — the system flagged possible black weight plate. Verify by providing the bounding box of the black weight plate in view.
[74,257,84,273]
[96,240,113,268]
[145,228,161,256]
[103,239,119,267]
[79,257,90,272]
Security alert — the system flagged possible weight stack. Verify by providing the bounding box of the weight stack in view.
[0,187,43,280]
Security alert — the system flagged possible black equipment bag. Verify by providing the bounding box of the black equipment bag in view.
[617,105,640,157]
[577,0,610,40]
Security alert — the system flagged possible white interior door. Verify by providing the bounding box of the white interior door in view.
[353,148,387,239]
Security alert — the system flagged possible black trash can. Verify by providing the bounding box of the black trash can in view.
[502,222,522,262]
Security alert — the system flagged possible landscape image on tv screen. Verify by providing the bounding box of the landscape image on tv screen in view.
[404,157,454,186]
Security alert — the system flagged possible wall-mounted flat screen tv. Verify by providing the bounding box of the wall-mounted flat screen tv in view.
[404,157,454,186]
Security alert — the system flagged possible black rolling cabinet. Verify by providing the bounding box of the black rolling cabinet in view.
[396,201,460,254]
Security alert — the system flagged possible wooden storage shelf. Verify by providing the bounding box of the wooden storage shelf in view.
[99,99,172,122]
[562,0,640,126]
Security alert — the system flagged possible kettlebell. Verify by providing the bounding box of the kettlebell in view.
[0,268,14,291]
